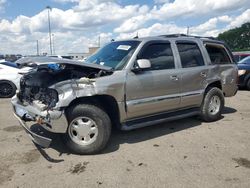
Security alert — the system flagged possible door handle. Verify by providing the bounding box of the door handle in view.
[170,75,179,81]
[200,72,207,77]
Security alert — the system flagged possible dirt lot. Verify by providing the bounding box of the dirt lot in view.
[0,91,249,188]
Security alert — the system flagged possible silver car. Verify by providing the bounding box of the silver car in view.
[11,35,238,154]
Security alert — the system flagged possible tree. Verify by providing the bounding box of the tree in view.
[217,22,250,51]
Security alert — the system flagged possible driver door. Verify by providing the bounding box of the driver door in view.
[125,42,181,119]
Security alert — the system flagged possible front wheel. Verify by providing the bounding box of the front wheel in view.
[62,104,111,154]
[200,87,224,122]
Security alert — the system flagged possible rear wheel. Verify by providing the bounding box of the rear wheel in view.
[246,79,250,90]
[200,87,224,122]
[0,81,16,98]
[63,104,111,154]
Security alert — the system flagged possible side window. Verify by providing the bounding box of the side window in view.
[205,44,232,64]
[139,43,175,70]
[177,43,205,68]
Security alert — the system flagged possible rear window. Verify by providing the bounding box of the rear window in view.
[205,44,232,64]
[62,56,73,59]
[238,56,250,64]
[177,42,205,68]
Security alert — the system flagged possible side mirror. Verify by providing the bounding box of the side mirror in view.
[133,59,151,72]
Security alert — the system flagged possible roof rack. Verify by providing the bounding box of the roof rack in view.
[159,34,217,40]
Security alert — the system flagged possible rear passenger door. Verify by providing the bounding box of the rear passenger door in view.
[175,41,209,108]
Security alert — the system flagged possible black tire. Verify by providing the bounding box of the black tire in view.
[62,104,111,154]
[246,79,250,90]
[0,80,16,98]
[200,87,224,122]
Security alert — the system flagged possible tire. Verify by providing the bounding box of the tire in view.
[62,104,111,154]
[200,87,224,122]
[246,79,250,90]
[0,81,16,98]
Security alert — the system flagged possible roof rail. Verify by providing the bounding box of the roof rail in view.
[160,34,188,38]
[160,34,217,40]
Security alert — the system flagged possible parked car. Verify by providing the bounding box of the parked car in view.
[48,55,73,60]
[16,56,75,68]
[237,56,250,90]
[0,61,31,98]
[233,52,250,62]
[0,54,4,60]
[11,35,238,154]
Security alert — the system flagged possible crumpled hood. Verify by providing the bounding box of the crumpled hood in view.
[16,57,113,71]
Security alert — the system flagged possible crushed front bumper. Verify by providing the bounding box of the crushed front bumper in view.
[11,96,68,148]
[13,112,52,148]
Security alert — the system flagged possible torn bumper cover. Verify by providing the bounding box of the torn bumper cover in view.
[13,112,52,148]
[11,96,68,148]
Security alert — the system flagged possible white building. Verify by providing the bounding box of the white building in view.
[68,47,100,60]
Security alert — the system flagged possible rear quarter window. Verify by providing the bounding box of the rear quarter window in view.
[205,44,232,64]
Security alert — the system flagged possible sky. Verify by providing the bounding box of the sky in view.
[0,0,250,55]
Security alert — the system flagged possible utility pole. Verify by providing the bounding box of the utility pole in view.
[52,33,55,55]
[46,6,52,55]
[98,35,101,47]
[187,26,190,36]
[36,40,39,56]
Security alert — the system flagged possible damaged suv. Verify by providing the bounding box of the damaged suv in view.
[12,35,238,154]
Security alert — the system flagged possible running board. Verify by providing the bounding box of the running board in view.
[121,108,200,131]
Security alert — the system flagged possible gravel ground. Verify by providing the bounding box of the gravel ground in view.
[0,91,249,188]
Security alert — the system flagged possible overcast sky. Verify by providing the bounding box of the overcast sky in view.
[0,0,250,55]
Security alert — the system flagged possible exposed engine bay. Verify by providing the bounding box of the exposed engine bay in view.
[17,62,113,110]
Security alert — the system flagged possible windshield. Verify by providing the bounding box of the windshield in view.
[238,56,250,64]
[85,41,140,70]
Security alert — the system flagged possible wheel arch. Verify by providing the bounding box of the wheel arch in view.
[0,79,17,86]
[65,95,121,129]
[205,80,222,94]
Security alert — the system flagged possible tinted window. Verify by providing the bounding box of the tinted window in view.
[177,43,204,68]
[205,44,231,64]
[139,43,175,70]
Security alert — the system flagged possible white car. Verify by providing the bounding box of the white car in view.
[0,61,30,98]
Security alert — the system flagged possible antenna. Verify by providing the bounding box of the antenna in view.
[134,32,139,39]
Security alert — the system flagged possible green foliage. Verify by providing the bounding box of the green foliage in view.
[217,22,250,51]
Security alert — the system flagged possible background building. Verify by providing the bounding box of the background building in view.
[68,47,99,60]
